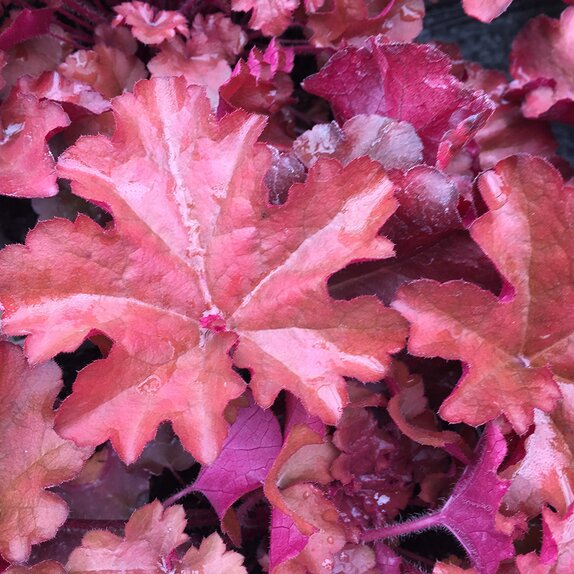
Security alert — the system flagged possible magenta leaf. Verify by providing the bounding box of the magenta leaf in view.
[436,424,514,573]
[364,424,514,574]
[194,397,282,517]
[269,509,308,572]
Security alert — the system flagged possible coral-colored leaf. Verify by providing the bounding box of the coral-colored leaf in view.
[393,156,568,433]
[0,76,405,465]
[516,504,574,574]
[303,40,493,165]
[0,88,69,198]
[148,14,245,106]
[264,425,337,535]
[220,41,294,115]
[509,7,574,123]
[58,44,147,100]
[179,532,247,574]
[148,38,231,106]
[187,13,247,62]
[306,0,424,47]
[461,0,513,22]
[113,1,189,45]
[231,0,299,36]
[65,500,188,572]
[194,397,282,517]
[0,343,90,563]
[0,35,64,98]
[18,72,111,117]
[386,363,471,463]
[503,381,574,517]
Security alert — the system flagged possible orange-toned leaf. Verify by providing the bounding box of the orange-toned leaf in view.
[0,343,90,563]
[179,533,247,574]
[65,500,187,573]
[0,76,406,466]
[394,156,569,433]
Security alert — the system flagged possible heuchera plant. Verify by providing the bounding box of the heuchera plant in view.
[0,0,573,572]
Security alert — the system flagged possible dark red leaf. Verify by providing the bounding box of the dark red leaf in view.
[303,40,494,165]
[0,9,53,51]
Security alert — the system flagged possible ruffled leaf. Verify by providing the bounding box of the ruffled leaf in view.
[394,156,568,433]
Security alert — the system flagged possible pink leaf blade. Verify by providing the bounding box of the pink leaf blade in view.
[65,501,188,572]
[179,532,247,574]
[113,1,189,45]
[462,0,513,22]
[231,0,299,36]
[0,76,406,467]
[509,8,574,123]
[0,89,70,198]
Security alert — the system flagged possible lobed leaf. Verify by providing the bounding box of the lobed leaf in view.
[112,1,189,45]
[394,155,569,433]
[231,0,299,36]
[516,504,574,574]
[509,7,574,123]
[0,76,406,465]
[503,382,574,517]
[65,500,187,572]
[0,343,91,563]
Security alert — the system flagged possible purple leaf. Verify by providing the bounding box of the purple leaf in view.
[194,397,282,517]
[284,393,325,438]
[269,508,308,572]
[363,424,514,574]
[437,424,514,574]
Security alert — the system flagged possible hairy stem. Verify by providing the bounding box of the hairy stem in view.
[362,512,442,543]
[163,482,197,507]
